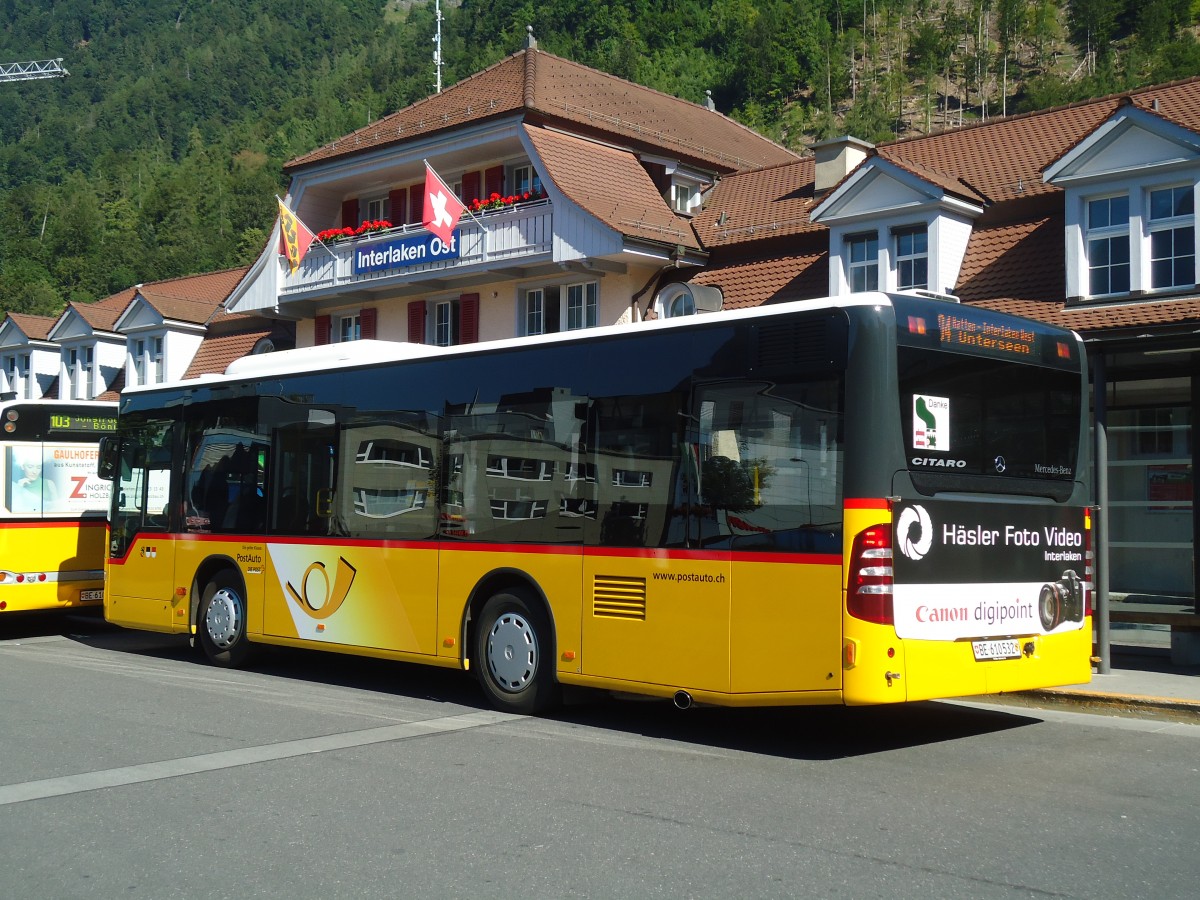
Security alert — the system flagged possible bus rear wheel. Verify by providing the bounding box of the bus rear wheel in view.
[197,570,254,668]
[475,589,560,715]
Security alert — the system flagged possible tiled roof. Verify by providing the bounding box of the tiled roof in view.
[182,326,278,378]
[525,126,700,250]
[955,214,1064,304]
[689,249,829,310]
[67,292,129,332]
[287,49,798,173]
[966,294,1200,335]
[97,369,125,402]
[692,158,822,249]
[136,267,250,324]
[2,313,56,341]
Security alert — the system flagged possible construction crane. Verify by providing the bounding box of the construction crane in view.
[0,58,68,83]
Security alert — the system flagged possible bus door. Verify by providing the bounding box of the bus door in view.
[106,419,182,632]
[581,390,732,693]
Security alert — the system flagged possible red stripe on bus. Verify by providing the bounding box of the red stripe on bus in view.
[844,498,890,509]
[108,531,845,567]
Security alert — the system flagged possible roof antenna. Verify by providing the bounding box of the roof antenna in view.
[526,25,537,50]
[432,0,443,93]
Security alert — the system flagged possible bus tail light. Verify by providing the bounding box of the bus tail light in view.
[1083,508,1094,617]
[848,524,894,625]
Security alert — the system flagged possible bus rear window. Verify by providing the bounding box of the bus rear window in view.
[897,346,1081,494]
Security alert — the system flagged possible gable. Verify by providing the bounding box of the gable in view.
[813,163,948,225]
[117,298,166,331]
[1045,107,1200,184]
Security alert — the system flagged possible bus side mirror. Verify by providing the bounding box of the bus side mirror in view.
[97,436,117,481]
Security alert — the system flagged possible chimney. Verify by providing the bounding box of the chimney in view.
[811,135,873,194]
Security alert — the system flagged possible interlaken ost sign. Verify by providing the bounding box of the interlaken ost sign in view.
[353,230,461,275]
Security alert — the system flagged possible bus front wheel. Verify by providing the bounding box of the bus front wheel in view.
[197,570,254,668]
[475,590,560,715]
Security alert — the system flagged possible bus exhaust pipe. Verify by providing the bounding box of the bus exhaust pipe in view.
[673,690,693,710]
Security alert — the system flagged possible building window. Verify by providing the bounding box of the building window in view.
[82,347,94,398]
[434,301,458,346]
[365,197,388,222]
[894,226,928,291]
[1087,194,1131,296]
[152,337,164,382]
[567,282,598,330]
[846,232,879,292]
[524,288,545,336]
[3,353,30,398]
[521,283,598,335]
[132,337,165,386]
[132,339,146,386]
[511,165,542,196]
[1149,186,1195,290]
[337,313,361,343]
[671,182,695,214]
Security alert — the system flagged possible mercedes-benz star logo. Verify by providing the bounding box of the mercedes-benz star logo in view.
[994,455,1007,474]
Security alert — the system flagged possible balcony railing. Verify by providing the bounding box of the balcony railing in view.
[279,200,552,297]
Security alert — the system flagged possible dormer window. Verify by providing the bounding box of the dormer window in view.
[1149,186,1195,290]
[64,346,94,400]
[2,353,30,399]
[846,232,880,292]
[1086,194,1131,296]
[131,337,165,387]
[894,227,929,291]
[671,183,694,214]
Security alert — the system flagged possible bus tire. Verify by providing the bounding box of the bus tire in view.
[197,570,254,668]
[475,589,560,715]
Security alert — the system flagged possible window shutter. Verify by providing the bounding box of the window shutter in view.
[407,301,426,344]
[341,198,359,229]
[462,171,481,204]
[387,188,406,224]
[314,315,332,346]
[360,307,377,340]
[409,184,424,224]
[485,165,504,198]
[459,293,480,344]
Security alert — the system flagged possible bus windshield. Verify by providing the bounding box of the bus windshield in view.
[895,299,1083,498]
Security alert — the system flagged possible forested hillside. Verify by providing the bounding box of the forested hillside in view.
[0,0,1195,315]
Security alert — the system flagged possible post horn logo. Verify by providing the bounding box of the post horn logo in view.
[285,556,357,620]
[896,504,934,561]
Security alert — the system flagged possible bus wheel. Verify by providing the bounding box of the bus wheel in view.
[475,590,560,715]
[198,570,253,668]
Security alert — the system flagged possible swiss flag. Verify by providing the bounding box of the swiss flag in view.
[422,163,465,246]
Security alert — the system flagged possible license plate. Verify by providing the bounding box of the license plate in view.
[973,639,1020,661]
[80,589,104,601]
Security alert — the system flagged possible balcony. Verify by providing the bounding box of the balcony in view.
[279,200,552,298]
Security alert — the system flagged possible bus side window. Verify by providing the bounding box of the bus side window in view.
[694,380,844,553]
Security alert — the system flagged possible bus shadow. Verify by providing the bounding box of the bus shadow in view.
[71,629,1041,760]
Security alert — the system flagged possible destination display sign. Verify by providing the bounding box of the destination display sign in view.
[48,413,118,434]
[896,297,1078,369]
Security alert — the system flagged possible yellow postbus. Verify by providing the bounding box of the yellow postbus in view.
[101,293,1092,712]
[0,400,116,615]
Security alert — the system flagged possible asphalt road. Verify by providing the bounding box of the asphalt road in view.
[2,612,1197,899]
